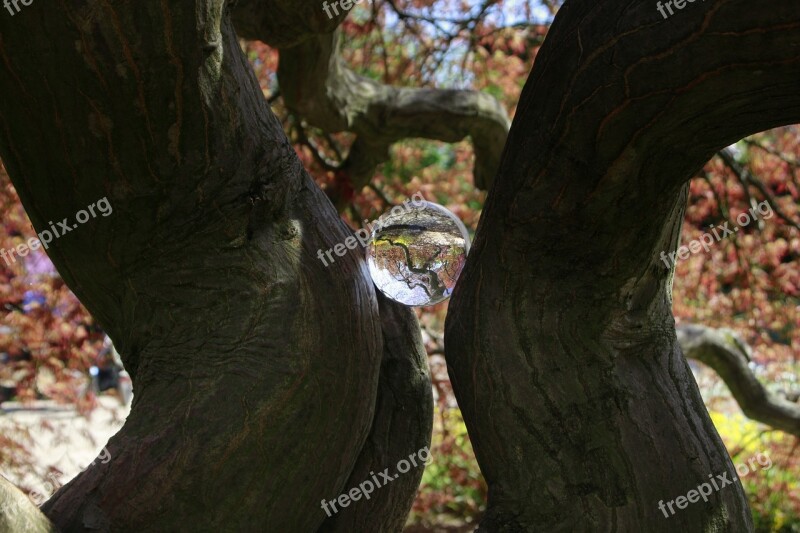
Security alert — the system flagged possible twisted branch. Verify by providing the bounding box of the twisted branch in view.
[677,324,800,438]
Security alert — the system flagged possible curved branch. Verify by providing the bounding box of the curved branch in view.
[319,293,433,532]
[274,31,511,190]
[232,2,510,189]
[678,324,800,437]
[0,476,57,532]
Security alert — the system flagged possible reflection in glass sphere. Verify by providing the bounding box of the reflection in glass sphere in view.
[367,200,471,307]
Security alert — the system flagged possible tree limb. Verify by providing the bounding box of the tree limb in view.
[319,293,433,532]
[0,476,57,532]
[677,324,800,438]
[233,16,512,190]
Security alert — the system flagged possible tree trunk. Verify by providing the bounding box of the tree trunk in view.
[445,1,800,531]
[0,2,430,531]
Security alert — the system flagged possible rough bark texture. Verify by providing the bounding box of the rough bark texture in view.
[678,324,800,437]
[445,1,800,531]
[231,0,348,49]
[0,1,429,531]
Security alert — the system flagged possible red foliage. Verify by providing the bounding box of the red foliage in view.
[675,130,800,373]
[0,163,102,413]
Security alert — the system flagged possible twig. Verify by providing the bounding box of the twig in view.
[717,148,800,232]
[267,90,281,104]
[368,183,393,207]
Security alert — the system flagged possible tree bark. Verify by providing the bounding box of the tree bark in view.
[445,1,800,531]
[319,294,433,532]
[231,0,348,49]
[0,1,429,531]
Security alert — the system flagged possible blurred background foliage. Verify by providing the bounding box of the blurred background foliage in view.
[1,0,797,530]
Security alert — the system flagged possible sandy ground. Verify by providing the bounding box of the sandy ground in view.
[0,396,129,500]
[0,365,743,495]
[0,362,779,528]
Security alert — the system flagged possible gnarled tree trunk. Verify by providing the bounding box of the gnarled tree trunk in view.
[445,1,800,531]
[0,1,430,531]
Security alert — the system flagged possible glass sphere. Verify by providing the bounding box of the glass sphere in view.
[367,200,471,306]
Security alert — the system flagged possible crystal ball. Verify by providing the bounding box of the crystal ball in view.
[367,200,471,306]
